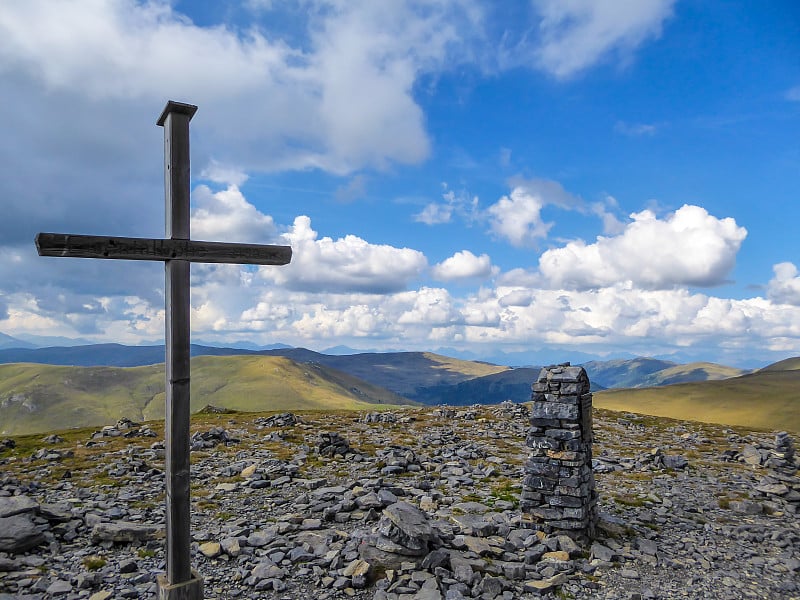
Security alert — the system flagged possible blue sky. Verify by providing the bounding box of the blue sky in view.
[0,1,798,367]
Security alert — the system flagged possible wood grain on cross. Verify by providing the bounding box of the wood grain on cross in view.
[36,101,291,599]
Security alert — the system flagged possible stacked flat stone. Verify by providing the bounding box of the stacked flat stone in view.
[522,363,598,540]
[770,431,796,472]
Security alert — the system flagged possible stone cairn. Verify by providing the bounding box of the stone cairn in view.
[521,363,598,540]
[771,431,796,472]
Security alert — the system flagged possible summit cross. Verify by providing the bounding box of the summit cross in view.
[36,101,292,600]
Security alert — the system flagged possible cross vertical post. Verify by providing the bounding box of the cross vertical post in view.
[34,100,292,600]
[158,101,197,590]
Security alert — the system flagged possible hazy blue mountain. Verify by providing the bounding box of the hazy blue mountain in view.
[11,333,94,348]
[412,367,541,405]
[0,332,35,349]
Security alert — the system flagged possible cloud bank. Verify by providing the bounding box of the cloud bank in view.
[539,205,747,289]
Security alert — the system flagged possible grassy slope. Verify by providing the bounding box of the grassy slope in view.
[0,356,410,436]
[637,362,746,387]
[594,368,800,432]
[583,358,677,389]
[759,357,800,372]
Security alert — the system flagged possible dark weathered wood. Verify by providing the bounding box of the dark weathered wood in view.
[35,233,292,265]
[159,102,196,240]
[162,103,194,587]
[165,257,191,585]
[36,100,293,599]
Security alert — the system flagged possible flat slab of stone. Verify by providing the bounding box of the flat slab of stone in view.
[450,513,495,537]
[0,495,38,518]
[450,501,491,514]
[91,521,163,543]
[524,573,567,595]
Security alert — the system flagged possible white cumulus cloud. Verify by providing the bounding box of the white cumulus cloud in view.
[768,262,800,306]
[431,250,494,281]
[539,204,747,289]
[270,216,428,294]
[487,187,553,247]
[396,287,460,327]
[191,184,277,243]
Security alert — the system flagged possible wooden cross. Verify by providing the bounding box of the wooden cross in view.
[36,101,291,599]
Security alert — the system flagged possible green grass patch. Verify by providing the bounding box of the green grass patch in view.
[82,556,107,571]
[612,494,648,507]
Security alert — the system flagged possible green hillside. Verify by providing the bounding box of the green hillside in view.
[583,357,745,389]
[583,358,677,389]
[594,367,800,432]
[759,357,800,372]
[0,355,410,436]
[636,361,746,387]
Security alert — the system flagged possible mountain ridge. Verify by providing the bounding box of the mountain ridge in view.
[1,341,798,434]
[0,355,411,436]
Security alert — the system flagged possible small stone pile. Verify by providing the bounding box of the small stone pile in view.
[30,447,73,461]
[190,427,239,450]
[360,502,440,569]
[360,412,398,424]
[491,401,530,419]
[376,446,421,475]
[319,432,352,457]
[88,418,157,443]
[254,412,300,428]
[431,407,456,418]
[770,431,796,471]
[197,404,235,414]
[522,364,598,539]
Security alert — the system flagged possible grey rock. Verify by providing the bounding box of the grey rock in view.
[590,541,616,562]
[118,558,138,573]
[90,521,162,543]
[220,536,241,556]
[450,513,495,537]
[38,502,73,522]
[383,502,437,544]
[0,514,45,553]
[662,455,688,469]
[413,588,443,600]
[636,537,658,556]
[0,495,38,518]
[45,579,72,595]
[477,575,505,598]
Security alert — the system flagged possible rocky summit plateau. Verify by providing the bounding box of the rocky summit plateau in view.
[0,403,798,600]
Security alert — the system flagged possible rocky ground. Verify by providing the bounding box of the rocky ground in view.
[0,404,798,600]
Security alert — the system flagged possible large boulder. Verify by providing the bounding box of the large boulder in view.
[0,514,45,553]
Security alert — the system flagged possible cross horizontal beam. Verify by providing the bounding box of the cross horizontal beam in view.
[36,233,292,265]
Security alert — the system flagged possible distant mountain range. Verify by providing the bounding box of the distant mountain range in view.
[0,355,410,436]
[0,340,797,435]
[0,342,749,398]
